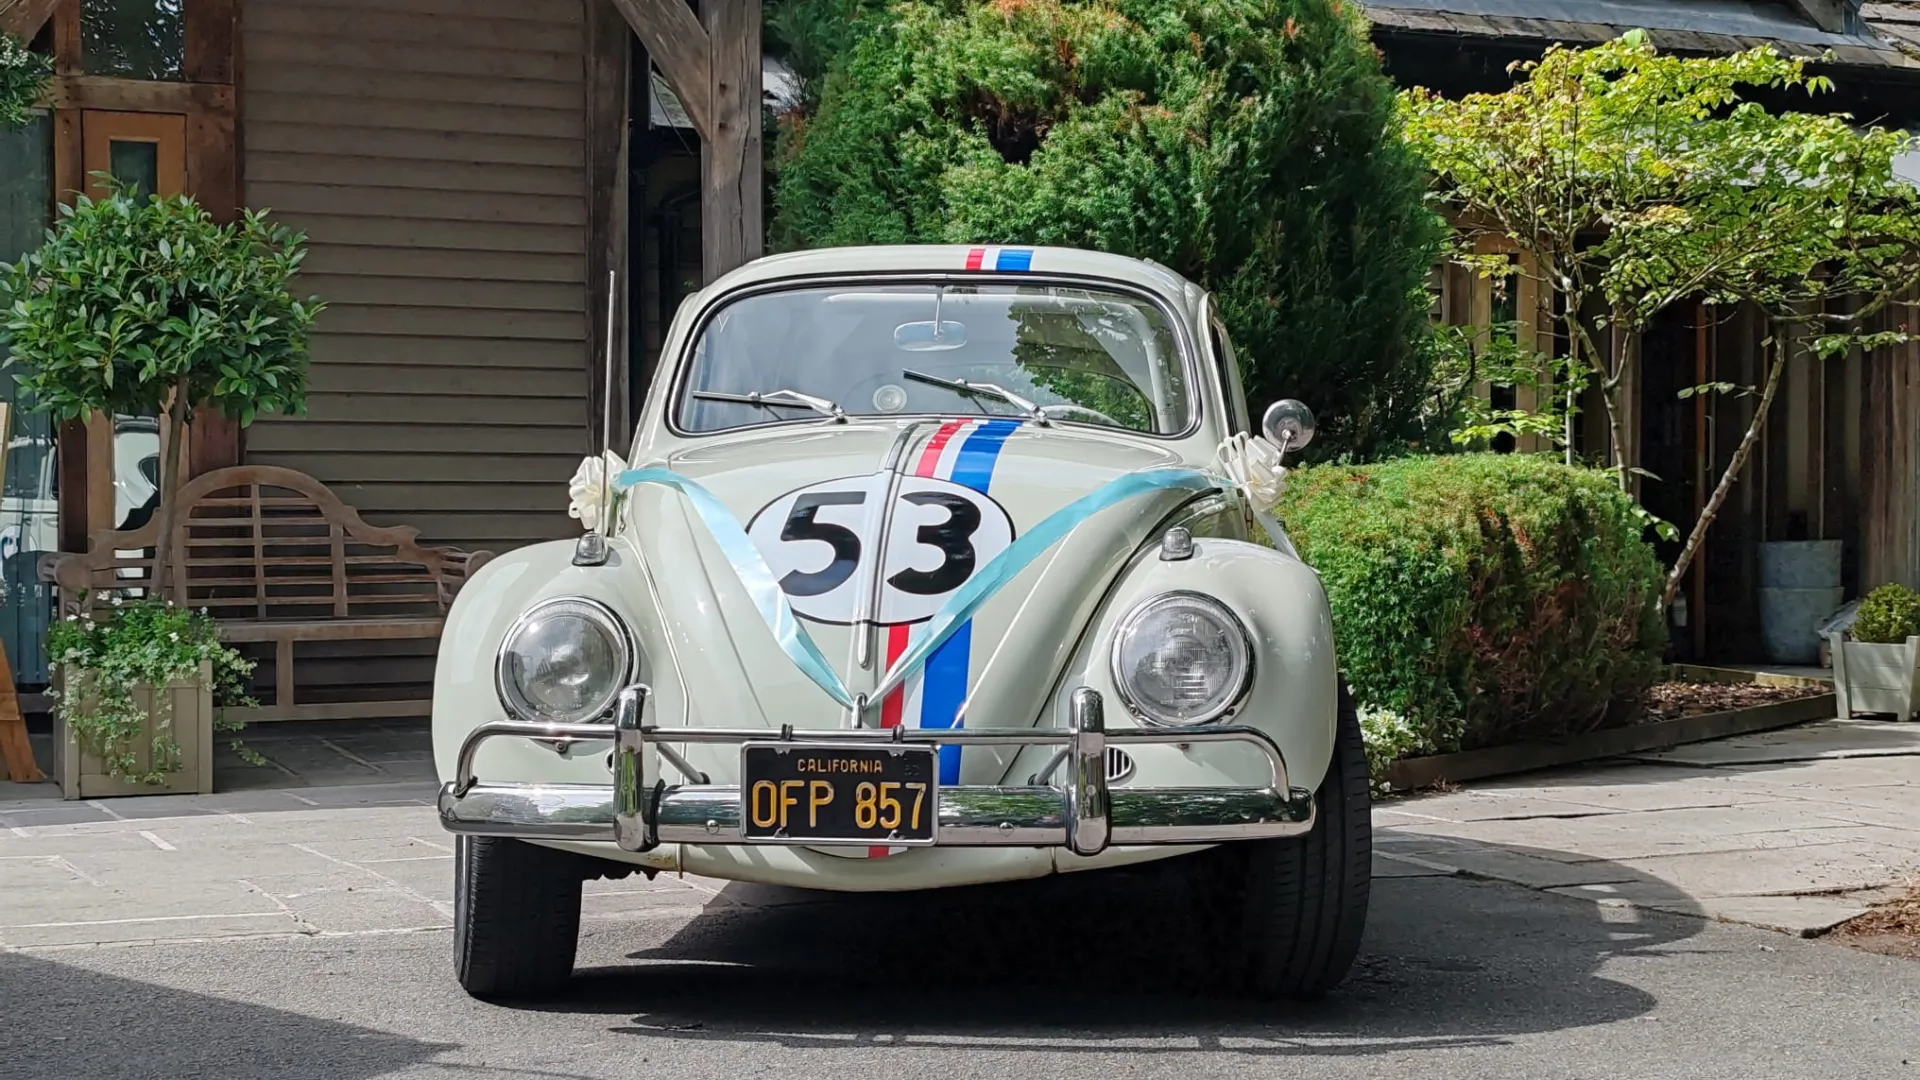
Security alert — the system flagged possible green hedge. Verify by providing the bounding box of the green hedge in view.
[1278,453,1666,755]
[768,0,1446,458]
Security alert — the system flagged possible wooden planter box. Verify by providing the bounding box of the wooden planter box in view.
[51,661,215,800]
[1828,632,1920,722]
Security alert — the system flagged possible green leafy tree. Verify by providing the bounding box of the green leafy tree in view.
[770,0,1446,457]
[1402,33,1920,610]
[0,31,51,131]
[0,184,324,587]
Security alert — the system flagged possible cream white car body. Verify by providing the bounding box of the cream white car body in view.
[432,245,1339,893]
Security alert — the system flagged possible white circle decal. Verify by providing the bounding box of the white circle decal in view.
[746,473,1015,625]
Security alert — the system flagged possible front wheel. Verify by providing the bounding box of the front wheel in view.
[453,836,584,1000]
[1205,682,1373,999]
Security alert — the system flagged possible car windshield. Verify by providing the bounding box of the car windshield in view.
[677,282,1192,435]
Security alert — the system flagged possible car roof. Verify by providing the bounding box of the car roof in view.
[703,245,1206,316]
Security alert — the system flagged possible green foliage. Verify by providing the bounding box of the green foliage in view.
[1418,318,1583,453]
[1852,584,1920,646]
[1279,452,1666,755]
[1356,703,1429,795]
[46,597,257,784]
[0,32,51,132]
[1402,34,1920,465]
[770,0,1447,457]
[0,184,323,428]
[1403,34,1920,608]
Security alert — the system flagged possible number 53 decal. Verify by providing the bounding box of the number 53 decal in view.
[746,474,1015,626]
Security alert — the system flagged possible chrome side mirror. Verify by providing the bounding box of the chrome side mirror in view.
[1262,399,1316,455]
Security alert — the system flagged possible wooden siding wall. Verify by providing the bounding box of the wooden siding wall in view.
[241,0,591,555]
[1862,298,1920,591]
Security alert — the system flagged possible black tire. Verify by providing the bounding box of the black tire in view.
[1207,681,1372,999]
[453,836,584,1000]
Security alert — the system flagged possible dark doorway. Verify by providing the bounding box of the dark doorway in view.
[1638,304,1702,661]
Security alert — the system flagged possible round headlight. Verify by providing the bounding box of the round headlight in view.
[1110,592,1252,726]
[496,598,633,724]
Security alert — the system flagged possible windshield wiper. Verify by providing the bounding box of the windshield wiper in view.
[691,388,847,423]
[902,369,1048,426]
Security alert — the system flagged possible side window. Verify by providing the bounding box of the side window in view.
[1209,318,1251,435]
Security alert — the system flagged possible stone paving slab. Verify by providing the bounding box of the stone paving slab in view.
[1548,886,1877,938]
[1458,765,1782,812]
[1601,842,1913,900]
[1381,845,1642,891]
[1630,718,1920,766]
[1376,716,1920,937]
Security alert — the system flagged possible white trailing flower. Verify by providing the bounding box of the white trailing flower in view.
[567,450,629,534]
[1211,432,1288,512]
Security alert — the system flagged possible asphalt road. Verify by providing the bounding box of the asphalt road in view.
[7,866,1919,1080]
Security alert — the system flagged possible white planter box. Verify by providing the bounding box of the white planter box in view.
[1828,632,1920,722]
[51,660,215,799]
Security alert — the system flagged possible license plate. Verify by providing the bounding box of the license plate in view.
[739,743,938,845]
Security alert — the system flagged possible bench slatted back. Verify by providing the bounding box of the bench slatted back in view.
[50,465,486,622]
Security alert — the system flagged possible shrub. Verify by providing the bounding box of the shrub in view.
[1279,453,1666,754]
[1852,584,1920,645]
[0,32,51,131]
[769,0,1447,458]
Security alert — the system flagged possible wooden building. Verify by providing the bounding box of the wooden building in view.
[0,0,758,695]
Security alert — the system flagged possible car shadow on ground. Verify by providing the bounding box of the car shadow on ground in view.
[527,841,1708,1057]
[0,951,457,1079]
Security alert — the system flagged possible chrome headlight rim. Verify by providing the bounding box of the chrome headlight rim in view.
[1108,589,1254,727]
[494,596,636,725]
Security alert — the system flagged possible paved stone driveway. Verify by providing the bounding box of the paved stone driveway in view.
[2,716,1917,948]
[1374,718,1920,935]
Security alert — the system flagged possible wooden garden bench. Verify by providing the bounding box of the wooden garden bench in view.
[45,465,493,723]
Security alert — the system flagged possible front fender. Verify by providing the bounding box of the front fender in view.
[1001,537,1339,796]
[431,538,683,790]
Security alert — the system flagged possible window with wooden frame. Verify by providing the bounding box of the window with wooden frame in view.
[12,0,244,555]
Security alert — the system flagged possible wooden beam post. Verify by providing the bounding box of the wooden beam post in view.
[0,0,60,40]
[607,0,712,138]
[607,0,762,284]
[701,0,762,283]
[585,0,632,453]
[187,0,244,477]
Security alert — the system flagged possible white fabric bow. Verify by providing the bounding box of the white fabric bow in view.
[567,450,629,534]
[1211,432,1289,512]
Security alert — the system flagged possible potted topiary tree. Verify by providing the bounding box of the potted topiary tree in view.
[0,181,323,795]
[1829,584,1920,722]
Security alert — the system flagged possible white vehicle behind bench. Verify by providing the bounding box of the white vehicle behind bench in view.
[432,245,1371,1001]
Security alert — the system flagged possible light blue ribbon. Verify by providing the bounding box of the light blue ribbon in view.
[614,466,855,709]
[615,464,1264,713]
[867,467,1222,700]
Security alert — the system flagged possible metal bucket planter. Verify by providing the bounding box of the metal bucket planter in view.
[1828,632,1920,722]
[51,660,214,799]
[1758,541,1843,665]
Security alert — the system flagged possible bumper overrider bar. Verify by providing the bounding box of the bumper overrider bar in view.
[437,686,1316,857]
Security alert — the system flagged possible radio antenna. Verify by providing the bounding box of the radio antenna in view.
[574,268,619,567]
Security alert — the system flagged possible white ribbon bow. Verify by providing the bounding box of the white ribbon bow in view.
[567,450,629,534]
[1211,432,1289,512]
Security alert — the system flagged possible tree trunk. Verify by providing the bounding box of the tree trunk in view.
[1658,331,1789,613]
[149,376,191,602]
[1604,312,1633,492]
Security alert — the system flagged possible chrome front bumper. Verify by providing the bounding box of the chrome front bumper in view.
[436,686,1316,857]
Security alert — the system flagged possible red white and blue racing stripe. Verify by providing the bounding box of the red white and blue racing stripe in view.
[869,417,1021,857]
[963,246,1034,272]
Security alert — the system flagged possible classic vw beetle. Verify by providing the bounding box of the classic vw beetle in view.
[433,245,1370,1001]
